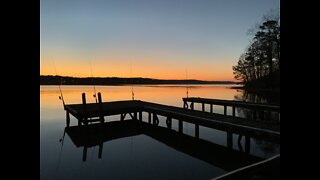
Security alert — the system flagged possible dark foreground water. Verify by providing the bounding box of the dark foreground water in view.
[40,85,280,180]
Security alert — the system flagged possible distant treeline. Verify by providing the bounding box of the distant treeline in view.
[40,75,236,85]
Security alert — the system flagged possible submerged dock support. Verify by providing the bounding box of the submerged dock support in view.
[237,135,243,152]
[98,143,103,159]
[245,136,251,154]
[195,124,199,138]
[66,111,70,127]
[227,131,233,149]
[82,146,88,162]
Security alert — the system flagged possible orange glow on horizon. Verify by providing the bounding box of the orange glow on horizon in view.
[40,54,237,81]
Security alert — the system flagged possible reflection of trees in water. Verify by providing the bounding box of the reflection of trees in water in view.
[234,89,280,156]
[234,89,279,122]
[253,139,280,157]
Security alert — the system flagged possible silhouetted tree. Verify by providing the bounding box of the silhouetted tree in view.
[233,10,280,88]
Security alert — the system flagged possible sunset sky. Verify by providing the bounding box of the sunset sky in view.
[40,0,279,81]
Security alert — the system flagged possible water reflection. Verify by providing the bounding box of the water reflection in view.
[64,120,262,171]
[41,85,279,179]
[234,89,280,158]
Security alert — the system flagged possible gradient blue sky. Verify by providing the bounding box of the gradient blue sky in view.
[41,0,279,81]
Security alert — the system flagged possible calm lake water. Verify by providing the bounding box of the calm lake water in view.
[40,85,280,180]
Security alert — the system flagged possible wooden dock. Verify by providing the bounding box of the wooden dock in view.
[64,93,280,144]
[183,97,280,121]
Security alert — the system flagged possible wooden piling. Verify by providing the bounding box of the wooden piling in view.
[253,110,257,120]
[98,143,103,159]
[166,117,172,129]
[97,92,104,123]
[139,111,142,121]
[120,113,126,121]
[82,146,87,161]
[237,134,242,144]
[210,104,213,113]
[190,102,194,110]
[202,103,205,112]
[153,113,159,125]
[179,120,183,133]
[66,111,70,127]
[224,105,227,115]
[148,112,151,123]
[134,112,137,120]
[183,101,187,108]
[237,134,243,152]
[82,93,88,125]
[232,105,235,117]
[227,131,233,149]
[245,136,251,154]
[195,124,199,138]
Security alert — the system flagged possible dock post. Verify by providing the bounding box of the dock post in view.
[66,111,70,127]
[153,113,159,125]
[98,143,103,159]
[260,111,265,121]
[210,104,213,113]
[148,112,151,123]
[97,92,105,123]
[183,101,187,109]
[237,135,243,152]
[202,103,205,112]
[232,106,235,117]
[195,124,199,138]
[134,112,137,120]
[82,93,88,125]
[120,113,125,121]
[166,117,172,129]
[190,102,194,110]
[178,120,183,133]
[245,136,251,154]
[139,111,142,122]
[227,131,233,149]
[252,109,257,120]
[82,146,88,162]
[224,105,227,115]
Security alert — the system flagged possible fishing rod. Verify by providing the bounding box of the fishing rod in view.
[130,64,134,100]
[90,61,98,103]
[186,68,189,98]
[53,61,65,108]
[56,127,66,172]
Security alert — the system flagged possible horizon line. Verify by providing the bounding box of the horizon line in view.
[40,74,238,82]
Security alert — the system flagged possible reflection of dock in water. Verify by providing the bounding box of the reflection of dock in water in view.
[65,120,262,171]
